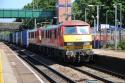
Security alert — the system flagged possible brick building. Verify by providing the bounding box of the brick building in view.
[57,0,72,23]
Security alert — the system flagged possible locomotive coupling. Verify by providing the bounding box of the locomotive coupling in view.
[65,50,93,62]
[66,50,93,57]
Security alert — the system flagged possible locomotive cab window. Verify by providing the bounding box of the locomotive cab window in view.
[77,26,90,34]
[64,26,90,34]
[64,26,77,34]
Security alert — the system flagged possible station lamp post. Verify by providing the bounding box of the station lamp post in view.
[113,4,118,50]
[92,15,96,48]
[85,8,87,22]
[119,3,122,43]
[106,10,114,45]
[72,13,76,20]
[106,10,110,25]
[113,3,122,50]
[106,10,115,25]
[84,8,89,22]
[88,5,104,48]
[88,5,100,32]
[33,0,37,29]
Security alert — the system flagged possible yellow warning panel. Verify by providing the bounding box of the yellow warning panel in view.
[63,35,92,42]
[0,49,4,83]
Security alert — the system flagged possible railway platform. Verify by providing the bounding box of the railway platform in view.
[93,48,125,78]
[93,49,125,59]
[0,42,44,83]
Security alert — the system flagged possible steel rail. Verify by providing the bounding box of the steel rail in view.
[69,65,125,83]
[11,45,76,83]
[84,64,125,80]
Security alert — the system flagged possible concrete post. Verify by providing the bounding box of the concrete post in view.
[114,5,118,50]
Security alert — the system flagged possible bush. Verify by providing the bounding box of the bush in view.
[119,40,125,50]
[107,43,114,48]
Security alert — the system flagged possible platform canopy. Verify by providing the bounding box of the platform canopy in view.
[0,9,55,18]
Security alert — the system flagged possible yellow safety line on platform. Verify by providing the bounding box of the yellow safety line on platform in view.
[0,49,4,83]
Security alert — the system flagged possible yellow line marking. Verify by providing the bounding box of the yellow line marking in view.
[0,49,4,83]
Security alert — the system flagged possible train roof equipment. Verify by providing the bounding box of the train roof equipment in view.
[61,20,89,26]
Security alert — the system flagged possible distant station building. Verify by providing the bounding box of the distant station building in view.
[92,24,125,48]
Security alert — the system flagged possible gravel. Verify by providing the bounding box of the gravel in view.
[50,64,101,83]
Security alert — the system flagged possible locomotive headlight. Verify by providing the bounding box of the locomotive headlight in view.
[64,42,74,46]
[67,43,74,46]
[84,42,90,45]
[66,51,74,56]
[86,50,91,54]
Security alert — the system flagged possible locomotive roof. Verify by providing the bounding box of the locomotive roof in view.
[38,20,89,31]
[28,29,37,32]
[42,25,61,30]
[61,20,89,26]
[46,25,60,29]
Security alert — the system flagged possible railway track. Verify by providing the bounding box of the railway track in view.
[10,45,76,83]
[6,43,125,83]
[69,64,125,83]
[84,63,125,80]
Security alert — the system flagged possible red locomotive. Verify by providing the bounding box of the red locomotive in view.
[28,20,93,62]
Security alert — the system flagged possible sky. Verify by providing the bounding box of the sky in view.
[0,0,32,22]
[0,0,75,22]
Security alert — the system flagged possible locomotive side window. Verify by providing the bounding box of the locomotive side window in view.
[30,33,31,38]
[46,30,48,38]
[33,32,35,38]
[44,31,46,38]
[36,31,39,37]
[58,27,61,36]
[33,32,34,38]
[34,32,36,38]
[34,32,35,38]
[46,31,48,38]
[31,32,33,38]
[50,30,52,38]
[54,29,57,38]
[30,32,32,38]
[48,30,49,38]
[46,30,47,38]
[33,32,36,38]
[32,32,33,38]
[29,32,31,38]
[48,31,49,38]
[48,30,50,38]
[41,31,44,38]
[32,32,34,38]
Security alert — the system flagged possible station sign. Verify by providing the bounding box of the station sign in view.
[100,24,109,29]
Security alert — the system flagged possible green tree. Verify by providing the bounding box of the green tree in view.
[72,0,125,26]
[24,0,56,10]
[19,0,56,29]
